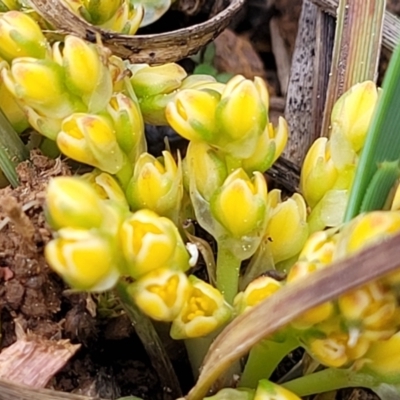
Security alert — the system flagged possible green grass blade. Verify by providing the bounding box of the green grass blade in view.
[344,42,400,221]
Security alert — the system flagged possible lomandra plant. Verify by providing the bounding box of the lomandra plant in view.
[1,2,400,400]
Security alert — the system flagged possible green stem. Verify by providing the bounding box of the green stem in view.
[185,336,215,379]
[0,109,28,187]
[239,336,299,388]
[216,243,242,304]
[115,281,182,400]
[282,368,380,396]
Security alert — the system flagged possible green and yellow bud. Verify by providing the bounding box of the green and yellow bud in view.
[45,228,120,291]
[180,74,225,93]
[126,150,183,220]
[165,88,220,142]
[53,35,113,112]
[298,229,338,265]
[0,11,49,62]
[330,81,378,153]
[119,209,190,279]
[254,380,301,400]
[130,63,187,98]
[45,176,105,230]
[170,275,232,339]
[107,92,145,161]
[234,275,282,315]
[186,141,227,202]
[300,137,338,208]
[242,117,288,173]
[265,190,308,264]
[215,75,268,158]
[210,169,268,238]
[57,113,126,174]
[128,267,190,321]
[82,0,122,24]
[2,58,79,119]
[101,2,143,35]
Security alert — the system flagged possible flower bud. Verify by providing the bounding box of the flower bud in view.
[215,75,268,158]
[119,209,190,279]
[128,268,190,321]
[126,151,183,220]
[45,228,120,291]
[82,0,122,24]
[57,113,126,174]
[300,137,338,208]
[45,176,105,230]
[242,117,288,173]
[234,276,282,315]
[170,275,232,339]
[298,229,338,265]
[265,190,308,264]
[100,2,143,35]
[2,58,80,119]
[330,81,378,153]
[130,63,187,97]
[165,88,220,142]
[0,11,49,62]
[107,92,145,162]
[254,380,301,400]
[53,35,113,112]
[210,169,268,238]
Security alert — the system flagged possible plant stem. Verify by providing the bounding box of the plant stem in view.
[0,109,28,187]
[115,281,182,400]
[185,336,215,379]
[239,336,299,388]
[216,243,242,304]
[282,368,380,396]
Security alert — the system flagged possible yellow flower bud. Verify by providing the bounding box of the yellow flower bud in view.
[126,151,183,219]
[186,141,227,202]
[234,276,282,315]
[107,93,145,162]
[57,113,126,174]
[100,2,143,35]
[130,63,187,97]
[298,229,338,265]
[210,169,268,238]
[254,380,301,400]
[0,11,49,62]
[170,275,232,339]
[180,74,225,93]
[119,209,190,279]
[45,176,105,230]
[45,228,120,291]
[242,117,288,173]
[360,332,400,382]
[53,36,113,112]
[2,58,80,119]
[330,81,378,153]
[23,106,63,140]
[128,268,190,321]
[82,0,122,24]
[300,137,338,208]
[215,75,268,158]
[265,190,308,264]
[165,88,220,142]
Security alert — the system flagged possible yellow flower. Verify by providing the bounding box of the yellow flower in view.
[2,58,79,119]
[186,141,227,202]
[128,267,190,321]
[300,137,338,208]
[57,113,126,174]
[126,151,183,220]
[254,380,301,400]
[170,275,232,339]
[107,92,145,162]
[215,75,268,158]
[165,88,220,142]
[298,229,338,265]
[234,275,282,315]
[119,209,190,279]
[53,35,113,112]
[45,176,105,230]
[130,63,187,97]
[242,117,288,173]
[210,169,268,238]
[265,190,308,264]
[0,11,49,62]
[45,228,120,291]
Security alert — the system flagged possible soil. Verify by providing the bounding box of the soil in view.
[1,1,400,399]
